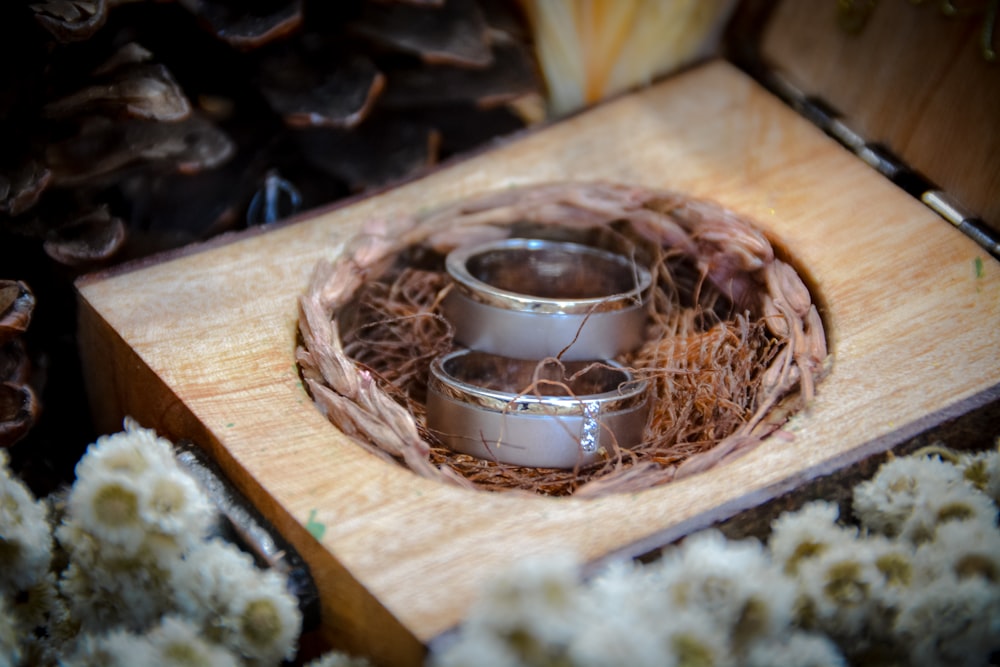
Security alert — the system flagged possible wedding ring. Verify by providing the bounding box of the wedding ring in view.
[426,350,649,469]
[442,238,652,361]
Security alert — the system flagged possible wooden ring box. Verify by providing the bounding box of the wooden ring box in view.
[76,2,1000,665]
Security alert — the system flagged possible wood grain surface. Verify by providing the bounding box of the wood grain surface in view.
[76,60,1000,666]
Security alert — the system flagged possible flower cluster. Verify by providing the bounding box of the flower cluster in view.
[0,447,58,663]
[5,421,997,666]
[816,446,1000,666]
[432,443,1000,667]
[433,534,844,667]
[0,449,52,594]
[62,616,240,667]
[0,596,22,667]
[0,419,319,666]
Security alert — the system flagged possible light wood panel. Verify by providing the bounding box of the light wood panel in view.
[759,0,1000,227]
[76,60,1000,666]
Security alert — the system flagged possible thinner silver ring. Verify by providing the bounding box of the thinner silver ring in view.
[425,349,650,469]
[442,238,652,361]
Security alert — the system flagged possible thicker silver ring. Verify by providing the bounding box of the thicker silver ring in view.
[426,350,649,469]
[442,238,652,361]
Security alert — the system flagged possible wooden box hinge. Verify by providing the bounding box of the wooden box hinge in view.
[762,67,1000,260]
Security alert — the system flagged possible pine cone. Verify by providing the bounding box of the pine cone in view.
[1,0,542,267]
[0,281,40,448]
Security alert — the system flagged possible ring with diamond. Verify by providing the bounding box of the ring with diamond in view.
[425,349,649,469]
[442,238,652,361]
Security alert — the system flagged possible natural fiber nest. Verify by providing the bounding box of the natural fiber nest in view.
[296,182,828,497]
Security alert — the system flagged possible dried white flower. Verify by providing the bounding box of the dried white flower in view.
[914,521,1000,584]
[893,574,1000,667]
[663,608,733,667]
[558,560,669,667]
[566,610,677,667]
[866,533,916,584]
[958,446,1000,505]
[173,538,260,622]
[852,456,967,538]
[147,615,240,667]
[173,538,301,665]
[585,559,667,625]
[464,553,583,648]
[61,627,157,667]
[236,592,303,666]
[74,418,177,481]
[0,449,53,593]
[138,466,215,552]
[58,556,174,634]
[745,631,847,667]
[431,554,584,666]
[769,501,856,576]
[655,530,795,645]
[65,473,148,555]
[792,537,889,643]
[862,533,918,616]
[430,630,528,667]
[897,479,997,545]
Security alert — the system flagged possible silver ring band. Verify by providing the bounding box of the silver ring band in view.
[426,350,649,468]
[442,238,651,361]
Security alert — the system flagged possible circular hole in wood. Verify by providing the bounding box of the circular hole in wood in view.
[296,182,829,497]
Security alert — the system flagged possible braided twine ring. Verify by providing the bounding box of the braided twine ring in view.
[296,182,828,497]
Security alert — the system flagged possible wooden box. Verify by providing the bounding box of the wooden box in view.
[76,4,1000,665]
